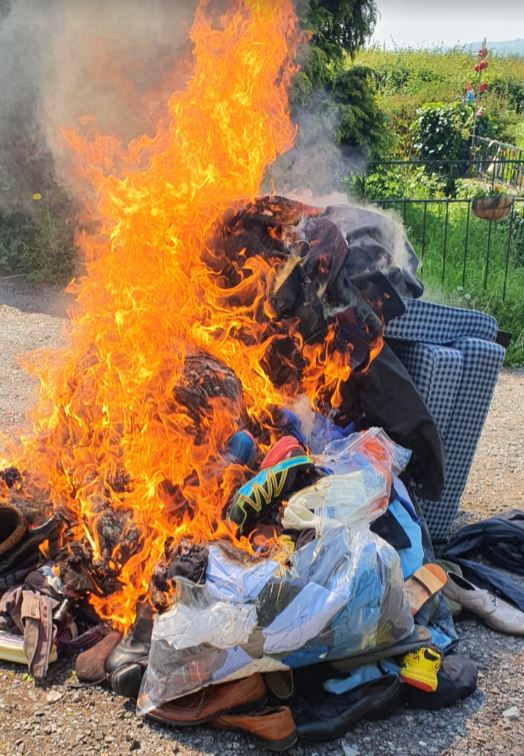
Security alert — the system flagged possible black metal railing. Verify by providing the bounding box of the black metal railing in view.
[353,157,524,304]
[370,197,524,302]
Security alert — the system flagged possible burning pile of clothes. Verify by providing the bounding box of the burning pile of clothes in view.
[2,196,523,751]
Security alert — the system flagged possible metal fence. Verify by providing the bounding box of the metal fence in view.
[471,136,524,190]
[372,196,524,302]
[358,158,524,304]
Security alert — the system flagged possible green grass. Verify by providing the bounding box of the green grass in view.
[353,47,524,156]
[394,201,524,365]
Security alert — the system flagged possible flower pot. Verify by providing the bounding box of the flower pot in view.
[472,195,513,221]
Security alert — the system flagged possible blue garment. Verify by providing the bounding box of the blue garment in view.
[263,580,347,654]
[388,499,424,579]
[328,542,391,660]
[308,416,355,454]
[278,407,354,454]
[277,527,412,668]
[324,660,399,695]
[392,476,419,522]
[427,624,454,651]
[281,643,330,668]
[205,545,279,604]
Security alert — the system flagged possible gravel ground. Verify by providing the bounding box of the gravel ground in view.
[0,280,523,756]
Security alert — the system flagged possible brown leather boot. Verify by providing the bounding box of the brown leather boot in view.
[212,706,297,752]
[75,630,123,683]
[148,673,267,726]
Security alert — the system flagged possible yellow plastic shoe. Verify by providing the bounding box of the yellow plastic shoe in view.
[400,647,441,693]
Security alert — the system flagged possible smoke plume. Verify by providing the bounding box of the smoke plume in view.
[0,0,197,210]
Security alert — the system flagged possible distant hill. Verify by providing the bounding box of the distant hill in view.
[463,39,524,57]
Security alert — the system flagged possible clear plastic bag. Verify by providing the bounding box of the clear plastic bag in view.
[314,427,412,479]
[138,523,413,713]
[281,428,411,533]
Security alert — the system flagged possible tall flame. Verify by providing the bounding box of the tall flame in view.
[2,0,357,629]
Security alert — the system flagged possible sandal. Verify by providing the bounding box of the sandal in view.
[404,564,447,616]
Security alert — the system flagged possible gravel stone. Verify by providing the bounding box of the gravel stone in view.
[0,281,523,756]
[502,706,520,720]
[46,691,64,705]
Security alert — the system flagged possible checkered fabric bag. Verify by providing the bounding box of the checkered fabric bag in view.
[386,300,505,543]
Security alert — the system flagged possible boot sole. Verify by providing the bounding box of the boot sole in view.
[148,693,268,727]
[253,731,298,752]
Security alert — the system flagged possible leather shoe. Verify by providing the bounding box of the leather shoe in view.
[76,630,122,683]
[443,572,524,636]
[106,602,153,697]
[295,674,401,741]
[212,706,297,752]
[148,673,267,726]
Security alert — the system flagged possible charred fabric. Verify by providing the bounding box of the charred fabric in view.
[0,196,479,749]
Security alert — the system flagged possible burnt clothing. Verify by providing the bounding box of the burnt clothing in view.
[149,539,209,610]
[325,204,424,299]
[213,196,422,349]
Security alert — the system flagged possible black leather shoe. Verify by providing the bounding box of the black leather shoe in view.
[295,674,401,741]
[105,602,153,698]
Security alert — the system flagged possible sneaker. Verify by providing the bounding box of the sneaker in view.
[227,455,315,535]
[224,431,257,467]
[400,647,441,693]
[260,436,305,469]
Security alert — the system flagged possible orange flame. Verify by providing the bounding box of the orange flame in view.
[2,0,382,630]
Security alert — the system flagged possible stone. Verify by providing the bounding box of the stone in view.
[341,742,360,756]
[502,706,519,720]
[46,690,64,704]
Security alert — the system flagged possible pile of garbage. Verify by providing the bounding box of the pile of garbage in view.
[1,197,523,751]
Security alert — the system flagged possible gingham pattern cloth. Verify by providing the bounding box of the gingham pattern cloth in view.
[386,301,505,542]
[386,297,499,345]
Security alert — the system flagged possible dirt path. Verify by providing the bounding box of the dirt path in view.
[0,281,523,756]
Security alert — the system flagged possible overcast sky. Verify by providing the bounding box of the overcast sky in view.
[373,0,524,47]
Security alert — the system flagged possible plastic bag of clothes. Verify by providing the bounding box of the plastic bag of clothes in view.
[138,523,413,713]
[282,428,412,533]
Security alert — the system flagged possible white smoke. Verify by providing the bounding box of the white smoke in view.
[0,0,197,209]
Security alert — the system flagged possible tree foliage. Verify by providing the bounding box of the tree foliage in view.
[299,0,377,59]
[290,1,385,161]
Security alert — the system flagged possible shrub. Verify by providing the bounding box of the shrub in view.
[0,198,76,282]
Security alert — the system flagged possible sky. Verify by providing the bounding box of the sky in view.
[372,0,524,48]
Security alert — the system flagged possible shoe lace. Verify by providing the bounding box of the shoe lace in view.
[487,593,499,611]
